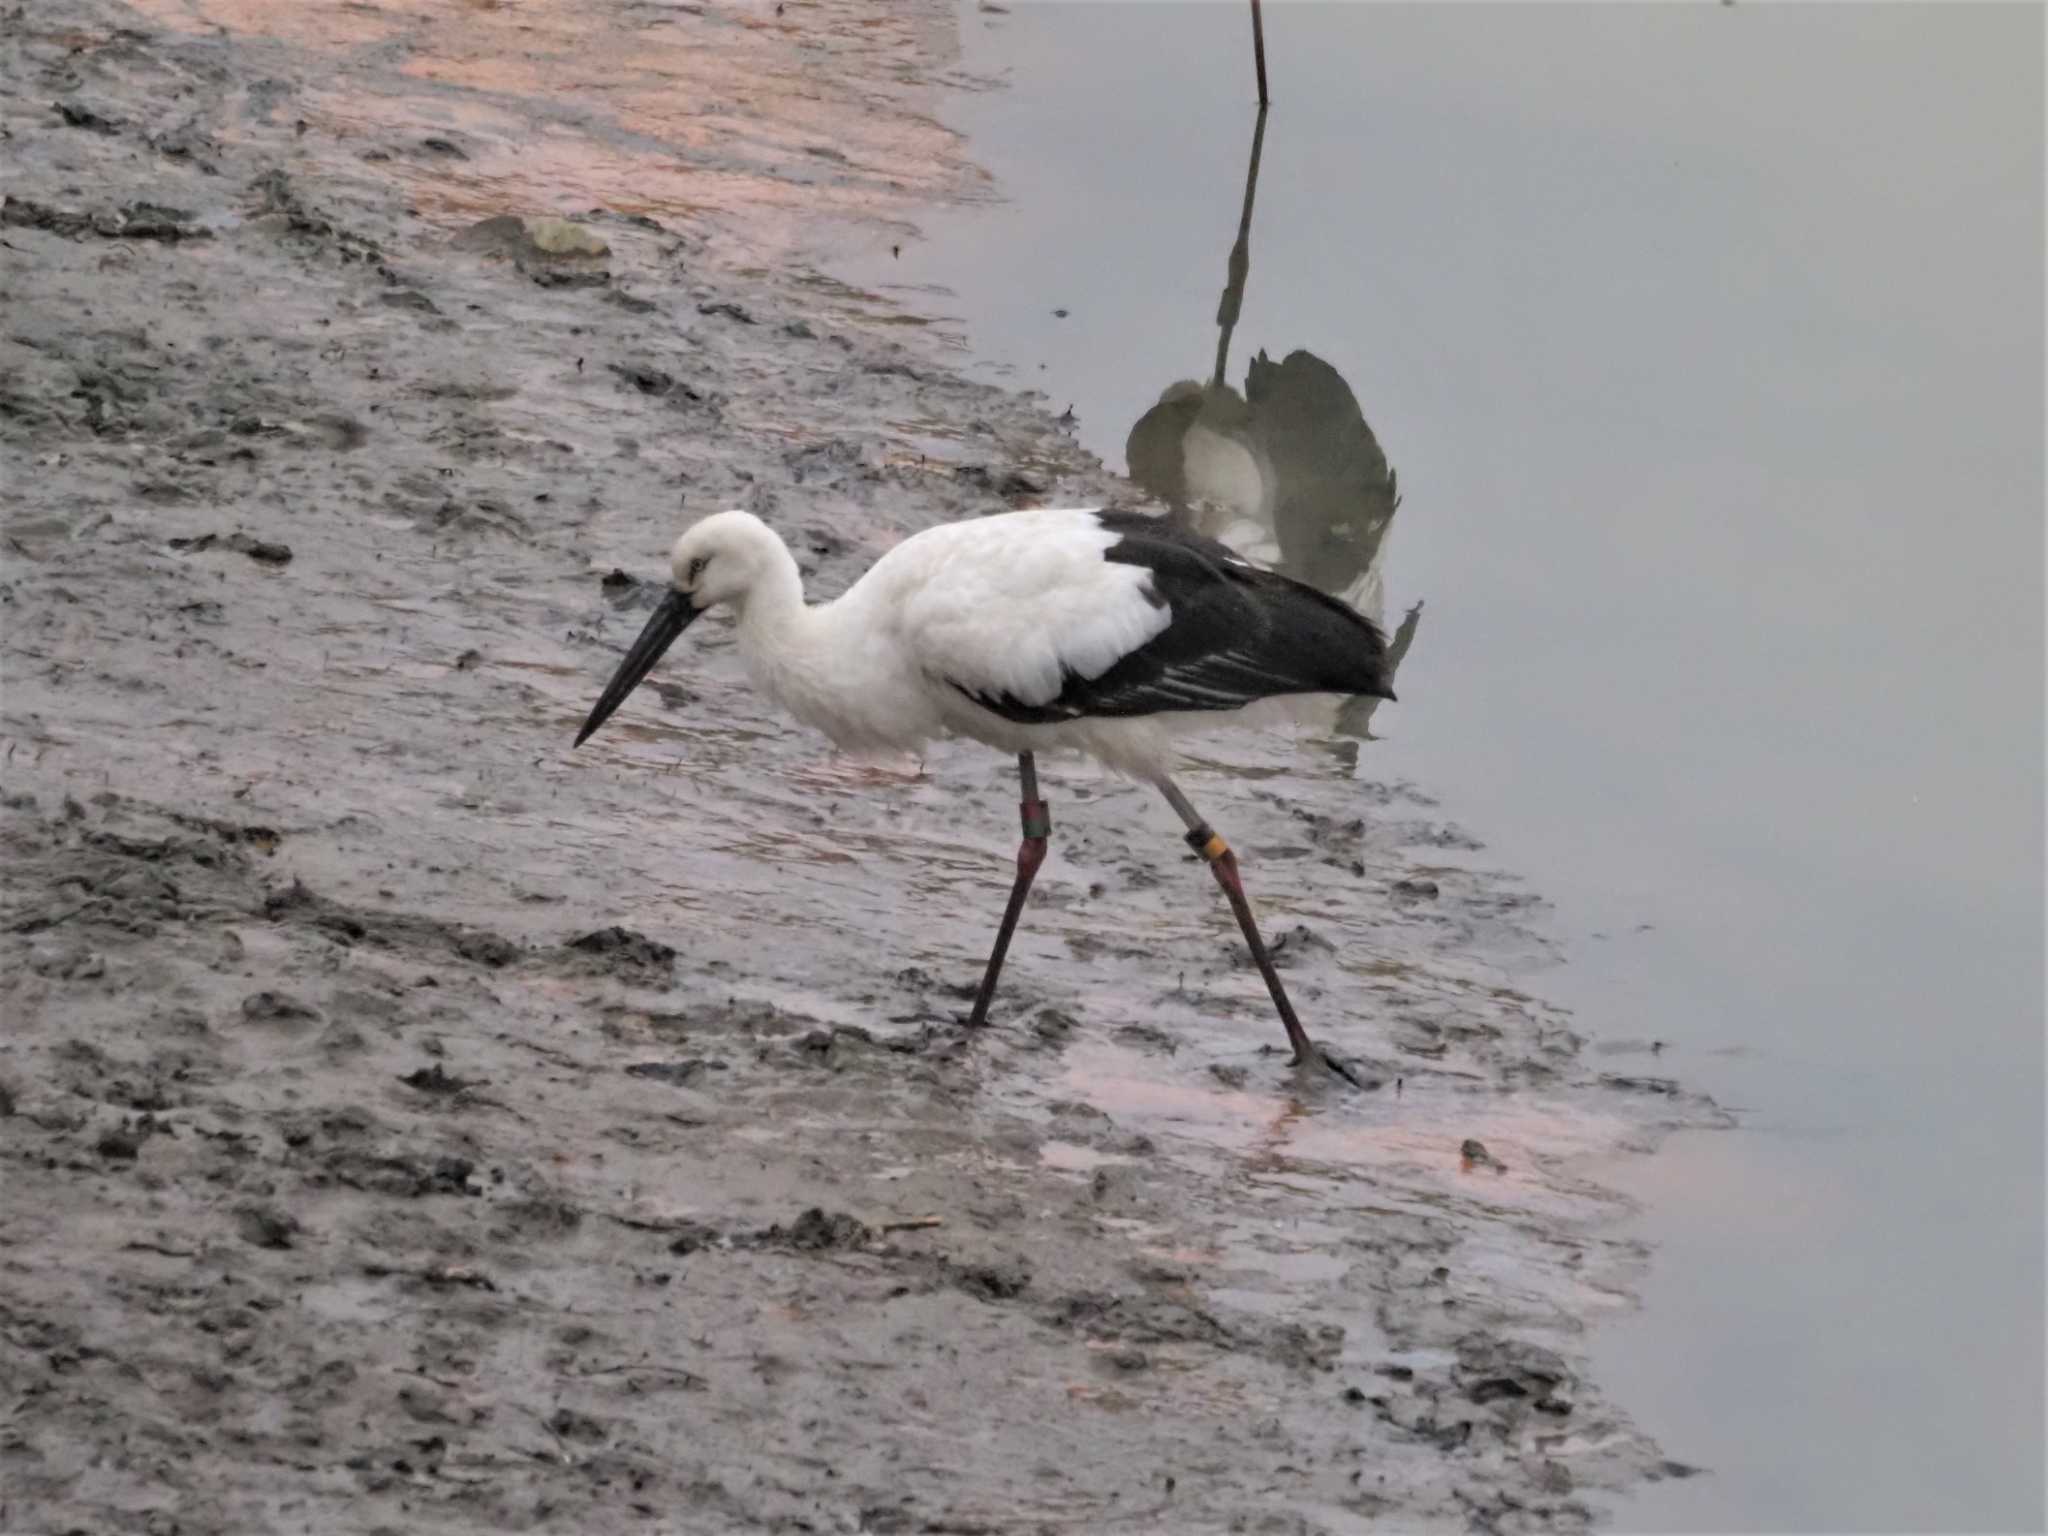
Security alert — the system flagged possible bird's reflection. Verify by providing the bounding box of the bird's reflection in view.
[1124,108,1422,740]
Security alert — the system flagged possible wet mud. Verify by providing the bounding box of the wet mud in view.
[2,3,1722,1531]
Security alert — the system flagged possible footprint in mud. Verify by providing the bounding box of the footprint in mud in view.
[233,1202,301,1249]
[624,1057,726,1085]
[399,1063,480,1096]
[1114,1021,1178,1055]
[786,755,927,791]
[239,989,321,1032]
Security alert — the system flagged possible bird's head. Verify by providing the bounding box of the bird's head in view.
[668,508,781,610]
[573,509,784,748]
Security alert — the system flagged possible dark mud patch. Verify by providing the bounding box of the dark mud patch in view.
[263,880,523,970]
[168,529,294,564]
[2,193,210,241]
[560,925,676,980]
[757,1205,871,1251]
[622,1057,724,1086]
[398,1063,479,1096]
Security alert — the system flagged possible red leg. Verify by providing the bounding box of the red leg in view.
[1160,778,1357,1083]
[967,754,1050,1028]
[1186,826,1321,1062]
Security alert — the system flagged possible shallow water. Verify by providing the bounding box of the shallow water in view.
[842,4,2047,1529]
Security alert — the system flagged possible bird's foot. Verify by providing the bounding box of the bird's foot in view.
[1290,1040,1368,1089]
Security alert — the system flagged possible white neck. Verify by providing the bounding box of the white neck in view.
[730,534,809,649]
[726,534,940,755]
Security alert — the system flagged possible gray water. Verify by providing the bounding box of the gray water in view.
[843,4,2047,1530]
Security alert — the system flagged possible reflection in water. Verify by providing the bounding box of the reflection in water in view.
[1124,107,1422,740]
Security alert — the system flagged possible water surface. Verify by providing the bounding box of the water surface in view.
[843,5,2047,1529]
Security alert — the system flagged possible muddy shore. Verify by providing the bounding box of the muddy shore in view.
[2,4,1721,1531]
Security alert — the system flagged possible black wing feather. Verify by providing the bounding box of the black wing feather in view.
[962,510,1395,724]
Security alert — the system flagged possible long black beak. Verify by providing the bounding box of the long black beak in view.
[574,590,702,747]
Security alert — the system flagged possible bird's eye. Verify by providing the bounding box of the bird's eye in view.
[686,555,708,583]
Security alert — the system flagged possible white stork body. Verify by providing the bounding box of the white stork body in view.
[574,504,1394,1080]
[725,509,1155,770]
[665,506,1391,780]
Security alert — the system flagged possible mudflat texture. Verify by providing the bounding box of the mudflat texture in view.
[1,4,1720,1532]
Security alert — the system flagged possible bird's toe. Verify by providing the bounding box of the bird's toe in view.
[1293,1041,1369,1090]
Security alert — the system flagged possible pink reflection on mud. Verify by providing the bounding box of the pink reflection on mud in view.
[1061,1040,1643,1222]
[128,0,975,259]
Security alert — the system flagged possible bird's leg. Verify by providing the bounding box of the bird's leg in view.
[966,752,1051,1028]
[1157,777,1355,1082]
